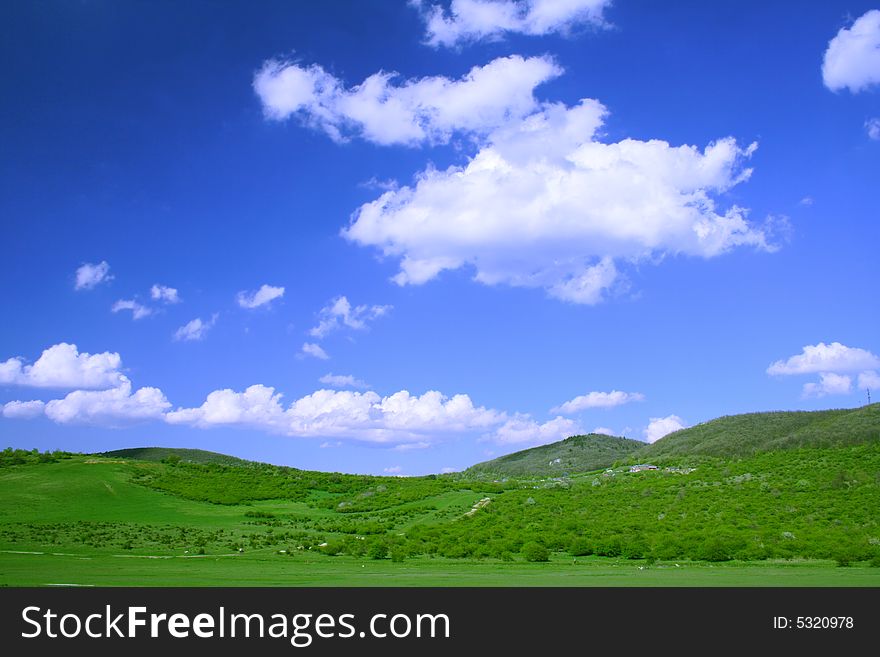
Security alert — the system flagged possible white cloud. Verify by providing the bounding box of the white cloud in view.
[309,296,391,339]
[413,0,610,48]
[254,54,561,146]
[2,400,46,419]
[799,196,814,206]
[0,343,124,389]
[441,466,457,473]
[151,285,180,304]
[551,389,644,414]
[643,415,686,443]
[301,342,329,360]
[167,385,503,445]
[767,342,880,375]
[383,466,403,474]
[319,373,370,389]
[393,441,432,451]
[591,426,615,436]
[867,118,880,140]
[237,284,285,309]
[822,10,880,93]
[74,261,113,290]
[173,314,218,342]
[111,299,153,320]
[858,370,880,390]
[486,414,581,445]
[802,372,853,398]
[43,378,171,425]
[344,98,770,303]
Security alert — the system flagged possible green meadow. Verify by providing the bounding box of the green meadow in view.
[2,406,880,587]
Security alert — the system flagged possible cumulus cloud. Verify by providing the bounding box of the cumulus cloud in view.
[858,370,880,390]
[111,299,153,320]
[486,414,581,445]
[413,0,610,48]
[309,296,391,339]
[344,98,770,303]
[822,10,880,93]
[591,426,615,436]
[551,389,644,414]
[383,466,403,474]
[74,261,113,290]
[151,285,180,304]
[0,343,124,389]
[767,342,880,375]
[254,54,561,146]
[2,400,46,419]
[173,314,218,342]
[166,385,503,445]
[301,343,330,360]
[319,373,370,389]
[237,284,285,309]
[802,372,852,398]
[41,378,171,425]
[643,415,686,443]
[867,118,880,140]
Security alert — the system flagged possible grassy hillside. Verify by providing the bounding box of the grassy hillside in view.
[636,404,880,461]
[2,403,880,585]
[466,433,644,478]
[99,447,255,467]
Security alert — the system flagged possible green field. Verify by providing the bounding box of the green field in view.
[1,406,879,586]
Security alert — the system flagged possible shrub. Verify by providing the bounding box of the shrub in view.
[522,542,550,562]
[568,538,593,556]
[367,540,388,560]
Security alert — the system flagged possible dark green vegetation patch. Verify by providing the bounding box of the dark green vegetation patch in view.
[466,433,644,477]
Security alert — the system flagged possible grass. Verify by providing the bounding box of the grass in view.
[2,551,877,587]
[1,406,879,587]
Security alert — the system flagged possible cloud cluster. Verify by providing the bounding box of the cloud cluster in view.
[822,10,880,93]
[345,97,768,303]
[319,373,370,389]
[237,284,285,309]
[112,299,153,320]
[42,378,171,425]
[174,314,218,342]
[802,372,853,399]
[301,342,329,360]
[643,415,686,443]
[486,415,581,445]
[3,343,676,451]
[3,379,170,425]
[74,261,113,290]
[413,0,610,48]
[151,285,181,304]
[309,296,391,339]
[254,54,561,146]
[166,385,503,445]
[867,118,880,141]
[767,342,880,398]
[551,389,644,414]
[0,343,124,389]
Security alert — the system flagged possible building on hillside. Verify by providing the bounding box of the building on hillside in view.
[629,464,658,473]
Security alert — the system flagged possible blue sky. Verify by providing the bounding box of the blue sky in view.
[2,0,879,475]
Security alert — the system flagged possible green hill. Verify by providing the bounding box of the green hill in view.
[635,403,880,461]
[97,447,255,467]
[465,433,645,478]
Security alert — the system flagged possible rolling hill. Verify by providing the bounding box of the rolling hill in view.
[98,447,255,467]
[635,403,880,461]
[465,433,644,477]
